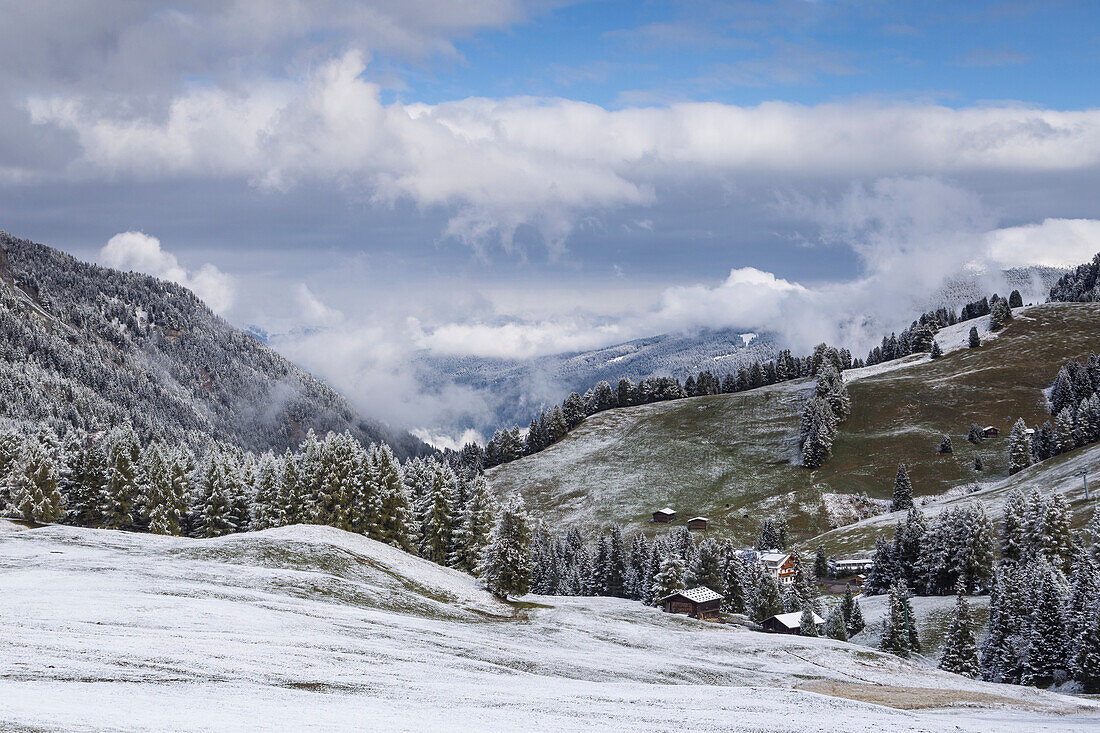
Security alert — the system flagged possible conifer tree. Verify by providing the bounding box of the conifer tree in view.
[864,535,899,594]
[1075,603,1100,692]
[752,573,783,622]
[990,297,1011,331]
[840,584,865,636]
[688,538,724,594]
[1053,408,1075,456]
[452,476,496,573]
[1022,564,1069,687]
[603,526,628,597]
[813,546,828,578]
[890,463,913,512]
[721,553,747,614]
[627,533,650,600]
[1009,289,1023,308]
[824,605,848,641]
[879,580,920,658]
[193,447,236,538]
[7,438,63,523]
[101,427,140,529]
[251,452,282,530]
[929,340,942,359]
[478,493,532,600]
[65,441,107,527]
[420,460,456,565]
[651,553,687,603]
[799,606,819,637]
[939,582,980,677]
[373,444,413,550]
[968,327,981,348]
[938,435,952,453]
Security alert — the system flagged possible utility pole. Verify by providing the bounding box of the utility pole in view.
[1078,469,1090,501]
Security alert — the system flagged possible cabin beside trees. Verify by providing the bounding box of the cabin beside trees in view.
[652,508,676,523]
[761,611,825,635]
[660,587,722,620]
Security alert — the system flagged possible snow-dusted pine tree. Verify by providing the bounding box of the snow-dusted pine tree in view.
[651,553,687,603]
[7,438,63,523]
[824,605,848,641]
[478,493,532,600]
[939,582,980,677]
[890,463,913,512]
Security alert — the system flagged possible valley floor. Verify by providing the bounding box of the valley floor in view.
[1,522,1097,732]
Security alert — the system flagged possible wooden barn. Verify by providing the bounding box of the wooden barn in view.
[686,516,708,531]
[982,425,999,438]
[660,587,722,620]
[761,610,825,635]
[652,507,676,523]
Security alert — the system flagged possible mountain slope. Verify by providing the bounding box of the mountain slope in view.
[486,303,1100,543]
[0,232,427,457]
[1,522,1094,731]
[414,328,777,434]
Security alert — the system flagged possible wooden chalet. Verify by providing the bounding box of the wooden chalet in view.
[652,507,676,524]
[660,587,723,620]
[761,610,825,635]
[982,425,999,438]
[758,552,797,585]
[686,516,709,531]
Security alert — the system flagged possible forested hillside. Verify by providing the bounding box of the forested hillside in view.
[486,302,1100,542]
[0,233,426,457]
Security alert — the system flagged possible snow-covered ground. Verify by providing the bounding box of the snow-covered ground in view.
[2,524,1097,732]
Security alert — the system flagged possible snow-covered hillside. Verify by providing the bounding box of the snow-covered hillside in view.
[1,524,1097,731]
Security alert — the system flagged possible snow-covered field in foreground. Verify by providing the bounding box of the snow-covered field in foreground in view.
[2,524,1098,732]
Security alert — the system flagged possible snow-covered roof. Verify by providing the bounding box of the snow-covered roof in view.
[688,516,709,522]
[983,425,997,431]
[758,553,791,566]
[832,558,873,566]
[663,587,723,604]
[768,611,825,629]
[654,507,676,515]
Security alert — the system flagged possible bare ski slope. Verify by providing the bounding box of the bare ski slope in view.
[486,303,1100,542]
[1,523,1097,732]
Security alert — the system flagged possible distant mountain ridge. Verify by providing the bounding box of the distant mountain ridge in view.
[0,232,428,458]
[414,328,779,433]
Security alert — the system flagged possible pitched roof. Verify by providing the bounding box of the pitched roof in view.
[687,516,709,522]
[654,507,676,515]
[758,552,791,565]
[767,611,825,629]
[662,586,723,604]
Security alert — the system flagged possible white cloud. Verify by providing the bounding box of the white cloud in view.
[984,218,1100,269]
[411,427,485,452]
[29,52,1100,256]
[295,284,344,326]
[100,231,235,314]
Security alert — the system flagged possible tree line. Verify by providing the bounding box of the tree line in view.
[1007,353,1100,475]
[0,423,531,599]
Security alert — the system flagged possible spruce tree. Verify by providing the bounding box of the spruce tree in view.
[929,340,942,359]
[1010,419,1034,472]
[193,448,236,538]
[841,585,865,636]
[7,439,63,524]
[374,444,413,550]
[651,553,687,602]
[968,327,981,348]
[813,546,828,578]
[251,452,282,530]
[101,427,140,529]
[752,573,783,622]
[824,605,848,641]
[688,538,724,594]
[938,435,952,453]
[721,553,747,614]
[880,580,920,658]
[1021,564,1069,687]
[864,535,899,594]
[890,463,913,512]
[420,461,457,565]
[452,476,496,574]
[1075,603,1100,692]
[478,493,532,600]
[939,582,980,678]
[799,606,819,637]
[990,297,1011,331]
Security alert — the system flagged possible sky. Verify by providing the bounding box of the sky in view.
[3,0,1100,442]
